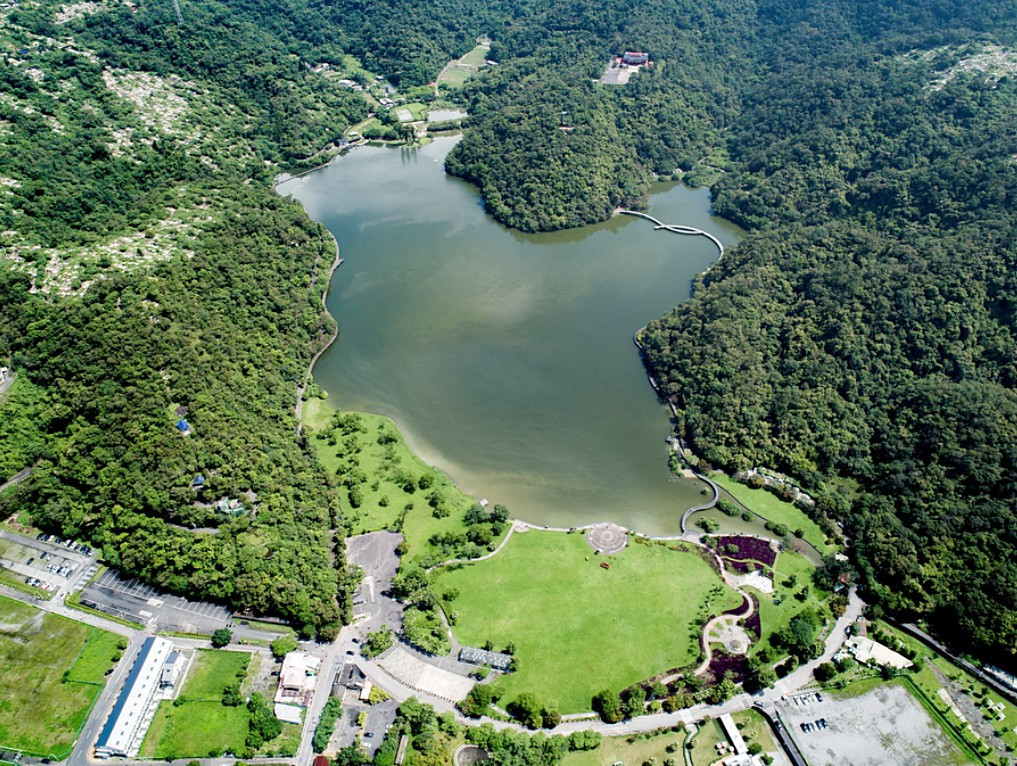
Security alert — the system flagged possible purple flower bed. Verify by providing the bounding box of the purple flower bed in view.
[717,535,777,567]
[707,650,750,685]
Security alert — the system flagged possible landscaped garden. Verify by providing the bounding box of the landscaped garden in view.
[0,595,123,757]
[712,474,837,555]
[749,550,831,659]
[436,531,743,713]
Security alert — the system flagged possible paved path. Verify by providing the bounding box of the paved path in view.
[0,371,13,397]
[0,466,33,493]
[295,232,343,434]
[618,210,725,259]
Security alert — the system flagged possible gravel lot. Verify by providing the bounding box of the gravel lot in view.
[779,683,968,766]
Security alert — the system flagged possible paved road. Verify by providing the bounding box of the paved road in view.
[67,633,146,766]
[0,466,33,493]
[5,558,862,766]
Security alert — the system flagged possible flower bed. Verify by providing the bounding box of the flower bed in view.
[716,535,777,567]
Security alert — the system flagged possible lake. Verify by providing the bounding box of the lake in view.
[282,136,743,535]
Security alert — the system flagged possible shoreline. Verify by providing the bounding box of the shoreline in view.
[295,230,343,434]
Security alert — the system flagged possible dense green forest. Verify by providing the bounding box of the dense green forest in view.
[2,0,1016,661]
[0,0,380,636]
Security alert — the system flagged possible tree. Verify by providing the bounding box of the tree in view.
[592,689,624,723]
[507,693,544,729]
[211,628,232,648]
[222,681,243,707]
[459,684,497,718]
[270,634,298,660]
[362,627,395,659]
[813,662,838,683]
[623,685,646,719]
[746,663,777,693]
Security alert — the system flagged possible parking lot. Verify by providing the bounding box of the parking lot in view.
[329,664,398,758]
[80,567,233,632]
[347,531,403,629]
[780,683,969,765]
[0,530,96,596]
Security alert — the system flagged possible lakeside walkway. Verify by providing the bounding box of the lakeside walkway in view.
[618,209,725,260]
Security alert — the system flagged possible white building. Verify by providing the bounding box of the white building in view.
[275,651,321,707]
[844,636,913,669]
[95,636,175,758]
[160,651,185,689]
[0,367,9,383]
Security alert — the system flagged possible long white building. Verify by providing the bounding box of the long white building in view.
[95,636,175,758]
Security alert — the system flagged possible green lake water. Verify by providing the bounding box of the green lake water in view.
[282,136,743,536]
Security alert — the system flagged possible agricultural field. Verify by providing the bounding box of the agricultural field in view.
[562,728,685,766]
[304,397,495,565]
[712,474,836,555]
[437,531,742,713]
[436,42,491,88]
[0,595,122,757]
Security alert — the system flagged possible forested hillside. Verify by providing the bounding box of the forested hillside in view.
[0,0,378,636]
[641,39,1017,657]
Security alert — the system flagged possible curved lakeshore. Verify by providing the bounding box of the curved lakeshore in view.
[284,136,744,534]
[294,231,343,434]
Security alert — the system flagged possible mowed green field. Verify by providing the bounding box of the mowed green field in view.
[140,649,253,758]
[143,701,249,758]
[562,729,684,766]
[437,532,742,712]
[0,595,120,756]
[180,649,251,699]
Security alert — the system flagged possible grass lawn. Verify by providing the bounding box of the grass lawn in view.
[750,550,829,658]
[141,700,249,758]
[0,595,119,757]
[712,474,836,555]
[561,729,684,766]
[458,44,490,68]
[141,647,296,758]
[437,532,742,713]
[66,630,124,684]
[402,102,427,120]
[689,717,727,765]
[304,397,495,565]
[732,709,778,754]
[346,116,382,137]
[180,649,252,700]
[437,43,489,88]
